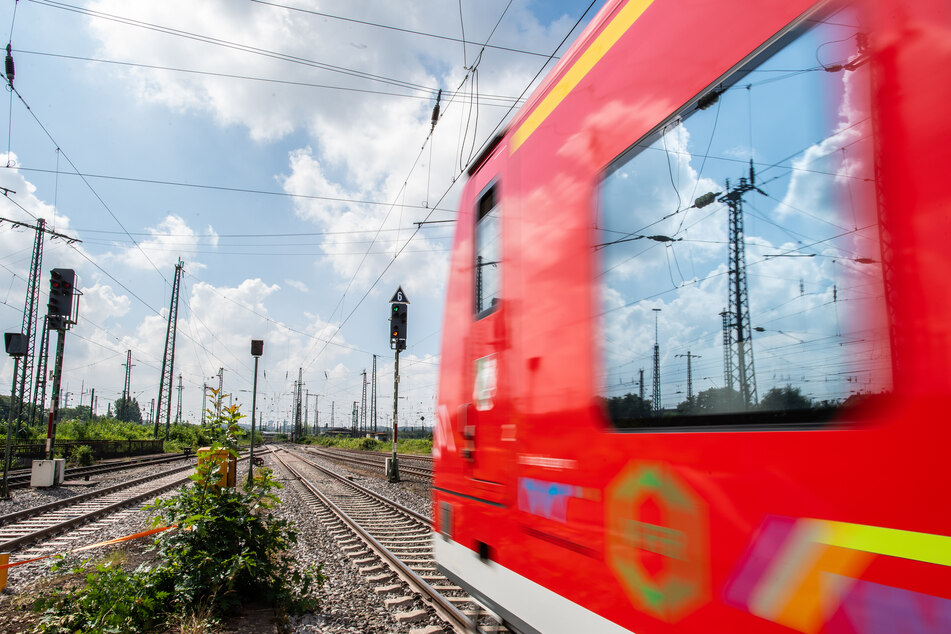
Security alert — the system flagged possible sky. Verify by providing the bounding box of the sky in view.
[0,0,608,431]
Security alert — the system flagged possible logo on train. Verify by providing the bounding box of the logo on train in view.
[605,461,709,621]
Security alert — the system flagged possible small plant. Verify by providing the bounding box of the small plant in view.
[71,444,94,466]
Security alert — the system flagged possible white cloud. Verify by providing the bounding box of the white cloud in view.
[285,279,308,293]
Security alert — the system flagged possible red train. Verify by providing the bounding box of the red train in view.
[433,0,951,632]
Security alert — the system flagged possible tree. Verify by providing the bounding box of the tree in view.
[113,396,143,423]
[604,393,652,425]
[680,387,747,414]
[759,385,812,411]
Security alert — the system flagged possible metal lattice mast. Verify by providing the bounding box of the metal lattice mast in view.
[721,162,759,405]
[360,369,368,434]
[651,308,662,414]
[13,218,45,428]
[154,259,184,438]
[30,315,50,425]
[720,310,734,391]
[121,349,133,420]
[371,355,377,433]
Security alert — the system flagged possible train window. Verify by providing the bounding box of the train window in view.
[596,6,891,429]
[475,184,501,317]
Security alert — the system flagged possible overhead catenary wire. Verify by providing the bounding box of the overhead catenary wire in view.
[13,49,527,107]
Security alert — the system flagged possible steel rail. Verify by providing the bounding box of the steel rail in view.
[0,470,193,552]
[272,448,474,633]
[4,452,190,488]
[0,451,263,552]
[304,446,433,480]
[0,461,196,527]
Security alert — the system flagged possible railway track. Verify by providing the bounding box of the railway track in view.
[303,445,433,480]
[0,451,259,556]
[2,451,192,489]
[272,446,508,634]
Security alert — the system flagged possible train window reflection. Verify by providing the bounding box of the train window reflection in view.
[475,185,501,317]
[596,7,891,428]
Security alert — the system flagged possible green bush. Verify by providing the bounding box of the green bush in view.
[71,444,94,466]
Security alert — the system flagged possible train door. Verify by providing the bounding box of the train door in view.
[465,181,511,492]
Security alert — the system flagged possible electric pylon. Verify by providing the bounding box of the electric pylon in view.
[11,218,46,432]
[651,308,662,414]
[720,160,760,405]
[154,259,184,439]
[720,310,734,391]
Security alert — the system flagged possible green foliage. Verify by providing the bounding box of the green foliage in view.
[55,418,153,442]
[71,444,94,466]
[604,393,652,423]
[34,556,170,633]
[397,438,432,454]
[33,402,322,632]
[303,434,432,455]
[758,385,812,411]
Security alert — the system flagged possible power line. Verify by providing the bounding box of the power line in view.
[8,165,461,213]
[248,0,553,59]
[30,0,442,95]
[14,49,527,107]
[0,72,169,284]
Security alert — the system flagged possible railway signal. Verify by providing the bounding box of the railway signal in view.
[47,268,75,325]
[389,286,409,351]
[387,287,410,482]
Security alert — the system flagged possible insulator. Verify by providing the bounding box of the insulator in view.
[431,88,442,129]
[5,43,13,85]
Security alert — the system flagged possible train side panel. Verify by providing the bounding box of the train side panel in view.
[435,0,951,632]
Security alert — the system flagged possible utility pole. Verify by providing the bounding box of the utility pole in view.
[651,308,662,414]
[120,349,133,421]
[216,368,224,416]
[638,368,645,401]
[175,374,183,424]
[89,388,95,420]
[304,388,309,436]
[201,383,208,427]
[371,354,377,433]
[154,259,183,439]
[360,369,368,435]
[294,368,303,440]
[149,398,155,425]
[351,401,358,436]
[331,401,335,430]
[675,352,701,402]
